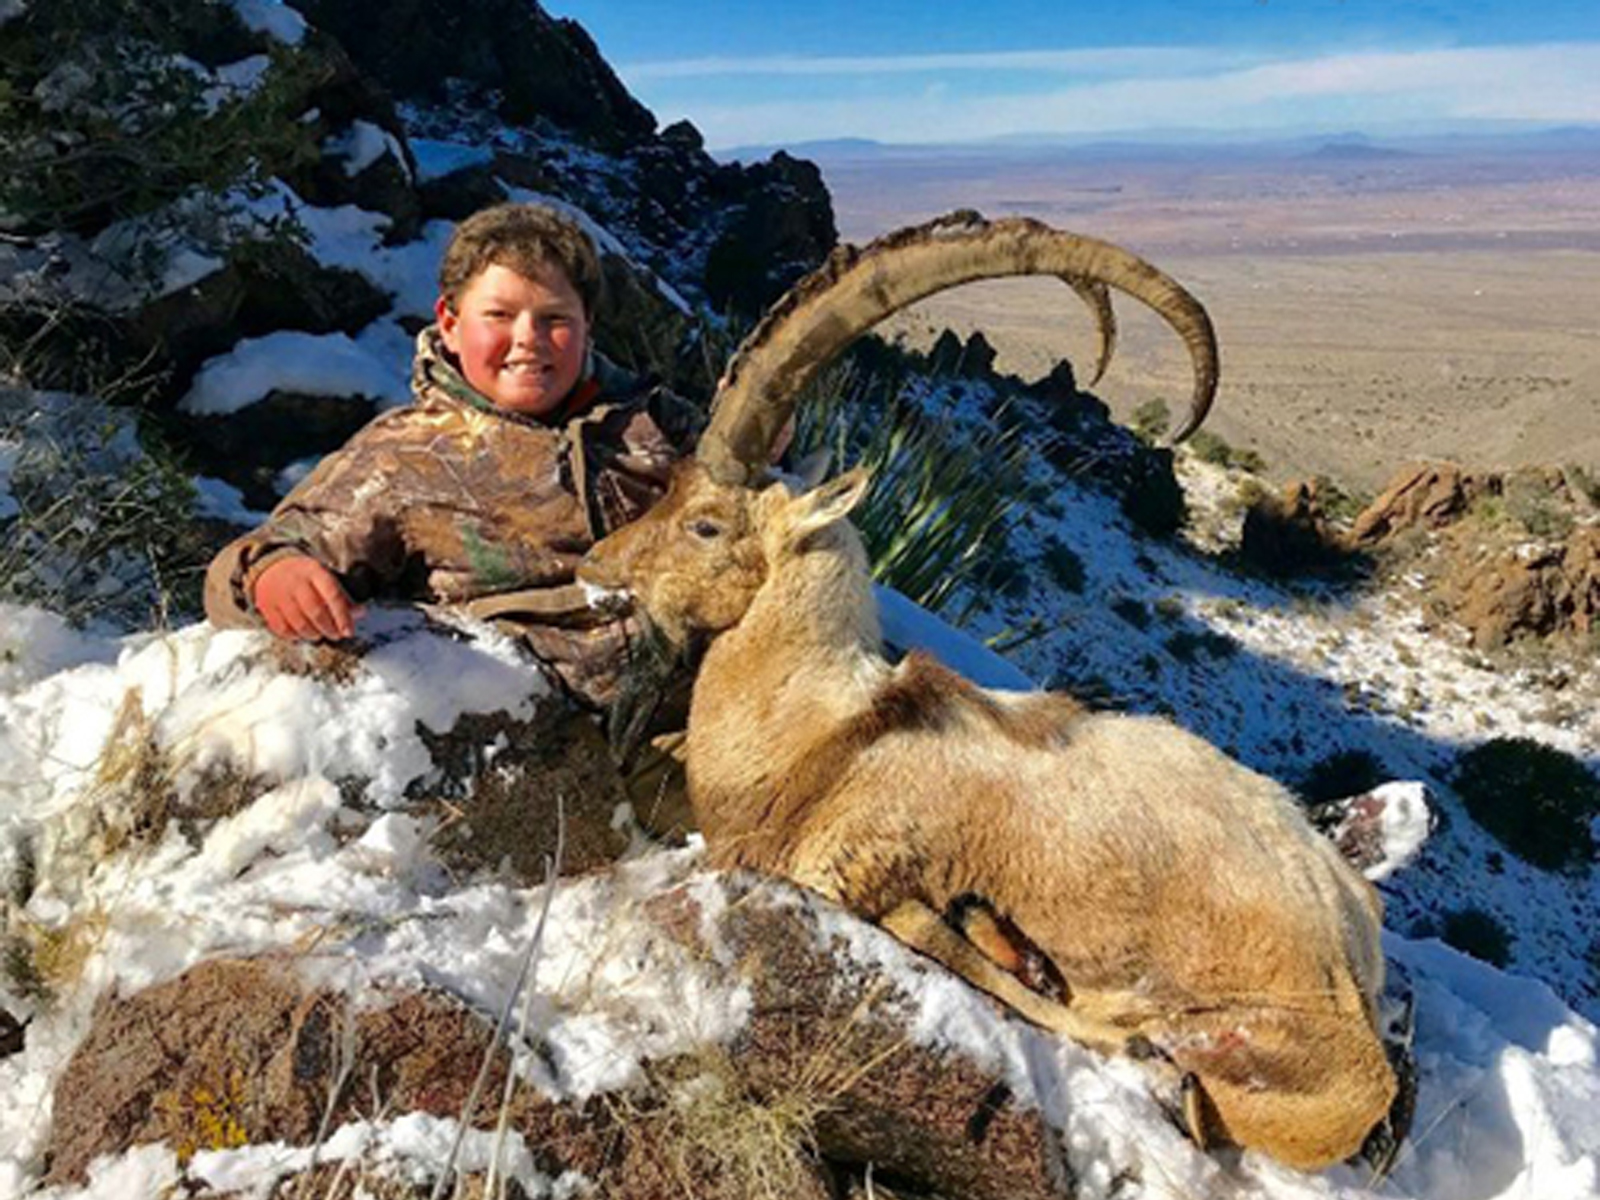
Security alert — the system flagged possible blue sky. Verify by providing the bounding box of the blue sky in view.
[548,1,1600,148]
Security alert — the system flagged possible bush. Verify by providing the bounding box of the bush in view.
[1452,737,1600,872]
[787,355,1032,620]
[1163,628,1238,663]
[1117,446,1186,538]
[1130,398,1170,444]
[0,389,207,626]
[1040,537,1085,593]
[0,0,319,236]
[1296,749,1387,806]
[1440,907,1513,968]
[1185,430,1264,473]
[1502,473,1575,540]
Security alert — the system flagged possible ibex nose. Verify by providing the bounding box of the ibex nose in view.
[577,556,632,615]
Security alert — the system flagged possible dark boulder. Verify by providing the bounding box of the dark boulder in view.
[291,0,657,150]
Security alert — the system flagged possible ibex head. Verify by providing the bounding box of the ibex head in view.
[583,209,1218,640]
[580,462,872,647]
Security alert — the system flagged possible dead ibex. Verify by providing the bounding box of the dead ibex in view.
[579,212,1397,1171]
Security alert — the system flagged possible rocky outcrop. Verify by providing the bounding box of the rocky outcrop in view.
[1350,462,1600,648]
[291,0,657,150]
[1241,478,1368,577]
[1445,525,1600,649]
[47,875,1089,1199]
[1348,462,1496,546]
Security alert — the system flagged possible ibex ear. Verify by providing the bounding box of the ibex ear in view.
[791,448,832,490]
[789,466,871,540]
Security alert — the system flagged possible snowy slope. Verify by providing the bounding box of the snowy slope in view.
[0,603,1596,1198]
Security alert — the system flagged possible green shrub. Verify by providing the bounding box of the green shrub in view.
[1312,475,1372,526]
[1163,628,1238,663]
[1111,597,1150,630]
[788,356,1032,620]
[1440,907,1513,968]
[1117,446,1187,537]
[0,391,206,626]
[1452,737,1600,872]
[1296,749,1387,806]
[0,0,320,235]
[1130,398,1170,444]
[1040,538,1085,593]
[1502,473,1574,540]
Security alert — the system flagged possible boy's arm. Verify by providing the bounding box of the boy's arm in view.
[203,427,410,632]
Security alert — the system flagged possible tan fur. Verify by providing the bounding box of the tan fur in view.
[580,461,1397,1171]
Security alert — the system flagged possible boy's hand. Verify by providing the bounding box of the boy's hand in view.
[253,555,361,641]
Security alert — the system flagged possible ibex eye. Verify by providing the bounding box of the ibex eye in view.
[689,519,722,539]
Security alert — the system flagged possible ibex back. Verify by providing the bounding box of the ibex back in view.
[579,213,1398,1171]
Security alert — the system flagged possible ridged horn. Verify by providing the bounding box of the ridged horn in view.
[1063,274,1116,386]
[698,209,1218,485]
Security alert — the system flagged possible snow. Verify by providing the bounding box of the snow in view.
[190,475,267,526]
[0,439,18,521]
[877,583,1035,690]
[225,0,307,46]
[0,607,119,696]
[411,138,495,183]
[250,183,454,318]
[2,595,1598,1196]
[0,0,25,29]
[323,120,409,181]
[178,328,409,415]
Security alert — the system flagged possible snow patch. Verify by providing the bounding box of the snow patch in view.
[178,329,409,414]
[411,138,495,182]
[190,475,267,526]
[324,120,410,181]
[225,0,307,45]
[0,438,18,521]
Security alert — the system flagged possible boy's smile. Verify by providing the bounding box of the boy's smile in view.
[436,261,590,417]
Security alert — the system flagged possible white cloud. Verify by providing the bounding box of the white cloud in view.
[645,42,1600,147]
[621,46,1247,80]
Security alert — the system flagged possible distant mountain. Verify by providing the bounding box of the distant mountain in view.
[718,136,886,163]
[1306,140,1418,160]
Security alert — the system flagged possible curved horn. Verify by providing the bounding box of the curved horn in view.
[698,210,1218,485]
[1063,274,1116,386]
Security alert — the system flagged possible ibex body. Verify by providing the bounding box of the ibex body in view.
[580,213,1398,1170]
[583,464,1395,1170]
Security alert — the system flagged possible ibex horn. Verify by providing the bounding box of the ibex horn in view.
[698,209,1219,485]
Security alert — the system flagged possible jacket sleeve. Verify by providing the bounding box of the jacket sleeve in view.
[202,422,412,629]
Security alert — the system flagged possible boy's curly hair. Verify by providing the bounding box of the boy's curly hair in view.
[438,202,604,315]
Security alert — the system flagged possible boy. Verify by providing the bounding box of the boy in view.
[204,202,700,710]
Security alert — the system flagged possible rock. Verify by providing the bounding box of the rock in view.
[47,874,1090,1198]
[654,875,1077,1200]
[291,0,657,150]
[127,240,392,408]
[174,390,380,511]
[704,152,838,315]
[417,163,510,223]
[44,957,545,1187]
[1348,462,1494,546]
[1448,525,1600,648]
[0,1007,23,1059]
[1240,478,1365,578]
[416,707,633,882]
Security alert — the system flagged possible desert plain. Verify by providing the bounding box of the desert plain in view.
[813,136,1600,495]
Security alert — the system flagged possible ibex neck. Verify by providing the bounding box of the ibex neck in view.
[686,526,886,836]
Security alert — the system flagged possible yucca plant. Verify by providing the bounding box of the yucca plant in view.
[788,353,1034,621]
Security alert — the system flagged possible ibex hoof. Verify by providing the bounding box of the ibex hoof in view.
[1180,1072,1213,1152]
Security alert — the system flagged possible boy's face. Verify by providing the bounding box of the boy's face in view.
[436,261,590,417]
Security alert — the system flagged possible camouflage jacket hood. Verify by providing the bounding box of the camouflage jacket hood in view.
[204,326,701,707]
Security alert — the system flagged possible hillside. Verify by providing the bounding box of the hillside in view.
[3,2,1599,1197]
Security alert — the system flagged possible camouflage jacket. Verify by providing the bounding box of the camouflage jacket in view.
[204,327,701,707]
